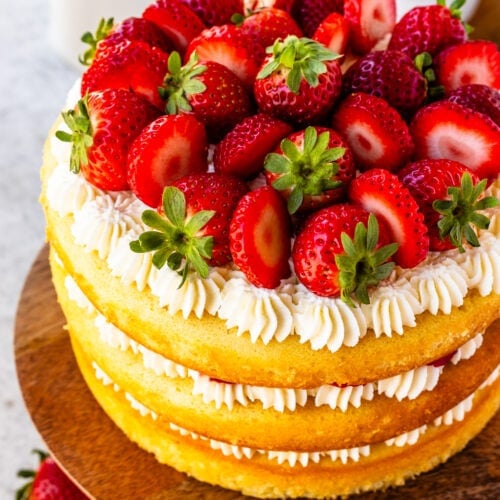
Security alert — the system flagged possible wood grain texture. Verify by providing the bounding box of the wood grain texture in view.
[14,246,500,499]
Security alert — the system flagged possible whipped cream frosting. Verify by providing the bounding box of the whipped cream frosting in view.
[46,87,500,352]
[91,360,498,467]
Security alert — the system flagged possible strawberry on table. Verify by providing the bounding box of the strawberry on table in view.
[398,159,499,252]
[131,173,248,280]
[292,204,398,303]
[434,40,500,93]
[264,126,355,214]
[291,0,344,37]
[160,51,252,140]
[388,0,467,59]
[56,88,160,191]
[230,186,292,288]
[312,12,350,59]
[343,0,396,54]
[127,114,208,208]
[331,92,414,171]
[254,35,342,125]
[143,0,206,53]
[410,100,500,181]
[447,84,500,127]
[180,0,244,27]
[213,112,293,179]
[348,168,430,268]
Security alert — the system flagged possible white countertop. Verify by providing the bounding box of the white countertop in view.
[0,0,79,495]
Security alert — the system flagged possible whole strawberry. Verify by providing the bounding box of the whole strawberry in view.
[17,450,88,500]
[398,159,498,252]
[447,84,500,127]
[213,112,293,178]
[265,126,355,214]
[160,51,252,140]
[230,186,292,288]
[342,49,428,116]
[254,35,342,125]
[292,204,398,303]
[388,0,467,59]
[131,173,248,280]
[127,114,208,207]
[331,92,414,171]
[56,89,160,191]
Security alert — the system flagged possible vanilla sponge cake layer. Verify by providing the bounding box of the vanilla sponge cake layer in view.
[70,332,500,499]
[40,126,500,388]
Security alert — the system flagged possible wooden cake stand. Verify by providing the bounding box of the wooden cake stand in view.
[14,246,499,499]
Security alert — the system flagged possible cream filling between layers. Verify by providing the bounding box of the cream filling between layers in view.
[92,360,499,467]
[48,109,500,353]
[65,273,485,412]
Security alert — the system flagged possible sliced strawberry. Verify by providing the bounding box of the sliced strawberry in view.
[343,0,396,54]
[56,89,160,191]
[184,24,261,88]
[143,0,206,53]
[292,204,397,302]
[127,114,208,207]
[291,0,344,37]
[434,40,500,93]
[312,12,350,58]
[448,84,500,127]
[181,0,244,26]
[230,186,292,288]
[213,112,293,178]
[331,92,414,171]
[410,100,500,181]
[349,168,429,268]
[81,39,169,109]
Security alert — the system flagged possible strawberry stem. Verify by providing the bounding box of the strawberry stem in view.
[335,214,398,307]
[130,187,215,286]
[433,172,499,252]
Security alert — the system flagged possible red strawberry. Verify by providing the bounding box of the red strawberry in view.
[344,0,396,54]
[181,0,244,26]
[131,173,248,279]
[56,89,160,191]
[81,39,169,109]
[292,204,398,302]
[388,3,467,59]
[213,112,293,178]
[17,450,87,500]
[230,186,292,288]
[143,0,206,53]
[348,168,429,268]
[398,159,498,252]
[161,51,252,140]
[434,40,500,94]
[238,7,303,66]
[291,0,344,37]
[79,18,115,66]
[265,126,356,213]
[127,114,208,207]
[254,35,342,124]
[246,0,295,13]
[430,350,457,367]
[331,92,414,171]
[447,84,500,127]
[312,12,350,58]
[410,100,500,180]
[342,49,428,116]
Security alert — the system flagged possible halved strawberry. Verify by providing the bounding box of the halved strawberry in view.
[447,84,500,127]
[343,0,396,54]
[398,159,498,252]
[184,24,261,89]
[127,114,208,207]
[292,204,397,302]
[410,100,500,180]
[181,0,244,26]
[56,89,160,191]
[312,12,350,58]
[230,186,292,288]
[349,168,429,268]
[213,112,293,178]
[331,92,414,171]
[265,126,356,213]
[434,40,500,93]
[291,0,344,37]
[143,0,206,53]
